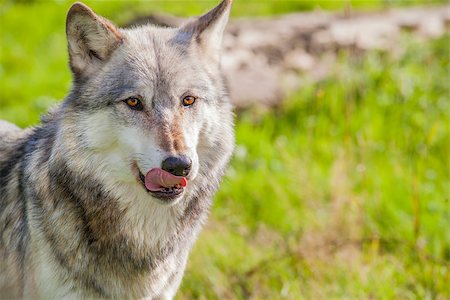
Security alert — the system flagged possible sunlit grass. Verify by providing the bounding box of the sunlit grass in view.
[182,36,450,298]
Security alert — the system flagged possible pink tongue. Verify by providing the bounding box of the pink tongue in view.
[144,168,187,192]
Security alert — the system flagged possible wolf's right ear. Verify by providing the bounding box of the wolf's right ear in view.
[66,2,124,79]
[177,0,232,65]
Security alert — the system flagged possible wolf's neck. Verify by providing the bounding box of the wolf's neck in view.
[28,144,209,296]
[30,128,211,248]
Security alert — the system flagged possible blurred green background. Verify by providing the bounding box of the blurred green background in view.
[0,0,449,299]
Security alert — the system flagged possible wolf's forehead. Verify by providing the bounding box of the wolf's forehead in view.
[120,27,192,78]
[94,26,211,103]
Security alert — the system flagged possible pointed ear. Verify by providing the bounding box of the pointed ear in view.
[178,0,232,64]
[66,2,124,79]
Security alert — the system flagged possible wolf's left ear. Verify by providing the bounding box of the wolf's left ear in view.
[178,0,232,64]
[66,2,124,79]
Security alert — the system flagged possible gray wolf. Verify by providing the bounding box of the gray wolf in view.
[0,1,234,298]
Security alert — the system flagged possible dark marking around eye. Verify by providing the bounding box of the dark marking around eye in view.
[123,97,144,111]
[182,95,197,107]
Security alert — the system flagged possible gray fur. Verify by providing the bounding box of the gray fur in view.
[0,1,234,299]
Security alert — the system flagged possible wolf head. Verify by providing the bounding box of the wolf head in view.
[59,1,234,207]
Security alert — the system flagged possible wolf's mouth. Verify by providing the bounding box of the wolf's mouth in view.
[138,170,185,201]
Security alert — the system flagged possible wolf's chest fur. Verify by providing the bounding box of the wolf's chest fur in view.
[0,123,212,299]
[0,1,234,299]
[25,130,208,297]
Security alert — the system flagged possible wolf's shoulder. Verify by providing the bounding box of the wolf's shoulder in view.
[0,120,31,155]
[0,120,21,135]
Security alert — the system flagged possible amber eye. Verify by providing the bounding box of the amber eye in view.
[182,95,196,107]
[123,97,143,111]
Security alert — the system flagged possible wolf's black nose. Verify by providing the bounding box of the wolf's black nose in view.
[162,155,192,177]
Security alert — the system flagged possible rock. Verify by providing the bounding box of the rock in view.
[284,50,316,72]
[222,53,282,107]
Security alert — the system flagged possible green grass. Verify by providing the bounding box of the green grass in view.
[1,1,449,299]
[180,36,450,299]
